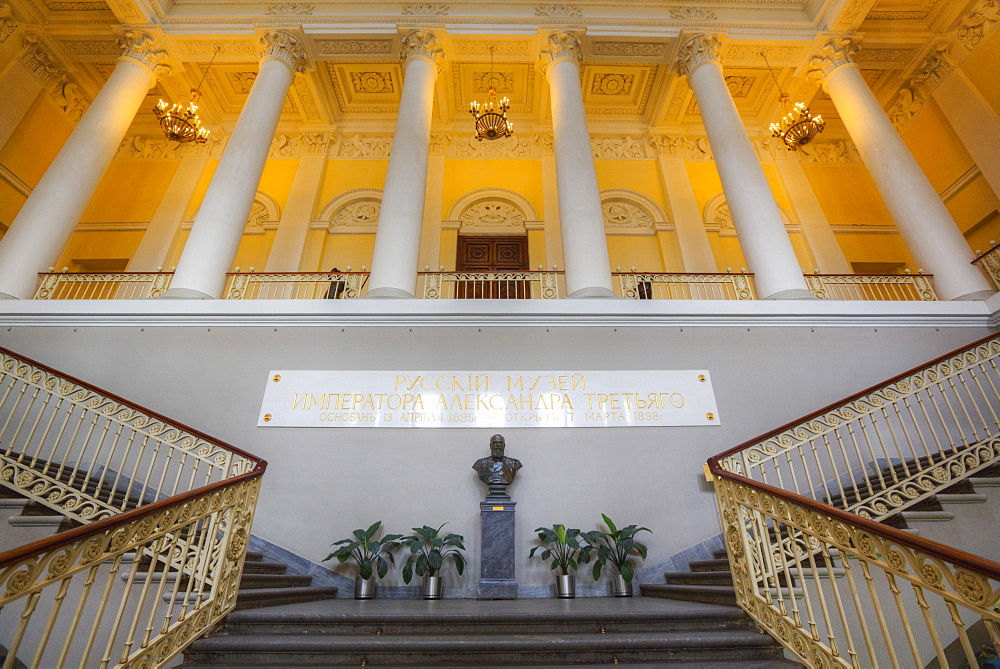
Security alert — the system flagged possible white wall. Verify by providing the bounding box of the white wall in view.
[0,321,993,595]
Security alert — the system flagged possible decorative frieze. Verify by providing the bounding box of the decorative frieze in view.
[676,34,720,77]
[806,37,859,81]
[117,135,181,160]
[269,132,334,157]
[539,31,582,73]
[535,3,581,16]
[332,200,380,229]
[726,45,799,61]
[461,202,525,232]
[179,40,257,56]
[20,33,62,84]
[957,0,1000,49]
[260,31,307,74]
[649,134,713,161]
[603,201,652,231]
[400,30,444,71]
[118,31,170,80]
[454,134,531,158]
[401,2,448,14]
[754,136,859,163]
[229,71,258,93]
[62,40,120,56]
[533,133,554,155]
[429,132,453,155]
[887,41,952,130]
[337,135,392,158]
[316,39,393,55]
[591,136,650,160]
[455,41,529,55]
[0,4,18,44]
[667,6,716,20]
[264,3,313,15]
[591,42,664,58]
[853,48,913,63]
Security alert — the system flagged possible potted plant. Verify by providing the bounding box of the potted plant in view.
[528,524,595,598]
[401,523,466,599]
[584,513,652,597]
[323,521,402,599]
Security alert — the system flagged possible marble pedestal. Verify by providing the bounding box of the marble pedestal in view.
[478,488,517,599]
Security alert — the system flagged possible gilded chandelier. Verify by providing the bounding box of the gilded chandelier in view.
[153,45,218,144]
[761,51,825,151]
[468,46,513,142]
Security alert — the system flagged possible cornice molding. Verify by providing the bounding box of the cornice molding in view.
[0,162,31,197]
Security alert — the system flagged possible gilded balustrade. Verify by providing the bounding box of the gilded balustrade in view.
[804,273,937,301]
[34,272,174,300]
[0,348,266,668]
[419,271,563,299]
[614,272,756,300]
[710,332,1000,667]
[224,271,369,299]
[972,243,1000,291]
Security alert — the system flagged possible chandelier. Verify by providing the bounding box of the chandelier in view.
[153,46,218,144]
[468,46,513,142]
[760,51,825,151]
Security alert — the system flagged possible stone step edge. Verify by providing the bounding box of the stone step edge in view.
[188,630,779,652]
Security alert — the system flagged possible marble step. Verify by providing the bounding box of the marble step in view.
[182,630,785,666]
[688,558,731,572]
[641,584,738,607]
[899,510,955,522]
[233,586,340,611]
[935,493,988,504]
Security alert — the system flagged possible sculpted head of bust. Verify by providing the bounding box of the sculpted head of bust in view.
[489,433,505,459]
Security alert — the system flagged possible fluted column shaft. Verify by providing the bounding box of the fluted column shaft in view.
[366,31,442,298]
[164,31,306,299]
[810,38,993,300]
[679,35,812,300]
[0,32,168,299]
[541,32,615,298]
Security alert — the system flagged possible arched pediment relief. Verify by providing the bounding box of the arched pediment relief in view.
[703,193,794,237]
[446,188,540,235]
[600,189,668,236]
[187,190,280,235]
[316,188,383,234]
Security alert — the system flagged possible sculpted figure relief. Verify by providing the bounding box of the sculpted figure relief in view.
[472,434,522,486]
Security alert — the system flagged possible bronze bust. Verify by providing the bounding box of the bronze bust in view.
[472,434,522,487]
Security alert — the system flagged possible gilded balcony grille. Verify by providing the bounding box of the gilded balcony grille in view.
[709,333,1000,667]
[804,273,937,301]
[419,271,563,299]
[224,271,369,299]
[34,272,174,300]
[614,272,756,300]
[972,243,1000,291]
[0,347,266,668]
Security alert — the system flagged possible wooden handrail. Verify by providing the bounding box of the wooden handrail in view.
[706,459,1000,580]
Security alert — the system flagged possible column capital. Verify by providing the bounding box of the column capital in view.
[807,37,860,81]
[539,31,582,73]
[0,3,19,44]
[117,31,170,80]
[260,30,307,74]
[676,34,721,77]
[400,30,444,72]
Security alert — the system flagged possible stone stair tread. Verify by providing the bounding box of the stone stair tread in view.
[663,572,734,586]
[238,574,314,589]
[8,514,68,526]
[969,477,1000,487]
[187,629,780,652]
[898,510,955,521]
[688,559,730,572]
[241,561,289,574]
[245,551,265,562]
[233,586,339,610]
[935,493,988,504]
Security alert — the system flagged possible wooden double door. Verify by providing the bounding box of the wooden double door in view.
[456,236,530,299]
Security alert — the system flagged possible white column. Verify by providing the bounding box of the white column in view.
[417,138,447,273]
[537,136,565,270]
[163,31,306,299]
[0,31,168,299]
[678,35,813,300]
[128,155,208,271]
[540,32,616,298]
[650,138,716,272]
[773,156,852,274]
[265,153,325,272]
[808,38,993,300]
[933,68,1000,200]
[366,30,443,298]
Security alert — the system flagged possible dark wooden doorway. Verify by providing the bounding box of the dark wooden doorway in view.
[456,236,530,299]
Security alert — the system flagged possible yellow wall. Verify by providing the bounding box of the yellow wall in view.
[606,235,663,272]
[950,174,1000,251]
[962,28,1000,116]
[0,96,74,187]
[320,233,375,272]
[56,230,145,271]
[594,160,668,215]
[901,99,974,193]
[318,160,389,209]
[442,160,544,220]
[81,161,180,223]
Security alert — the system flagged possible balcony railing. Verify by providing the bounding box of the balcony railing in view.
[31,271,942,301]
[804,272,937,301]
[418,271,563,299]
[224,271,369,299]
[34,271,174,300]
[972,242,1000,290]
[614,272,756,300]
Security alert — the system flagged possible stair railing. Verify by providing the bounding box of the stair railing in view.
[709,333,1000,667]
[0,348,267,668]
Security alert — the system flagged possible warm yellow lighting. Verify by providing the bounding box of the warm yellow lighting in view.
[153,89,210,144]
[468,45,514,142]
[770,101,825,150]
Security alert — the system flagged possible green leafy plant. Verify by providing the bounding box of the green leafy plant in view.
[323,521,402,580]
[401,523,466,583]
[528,524,595,575]
[584,513,652,584]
